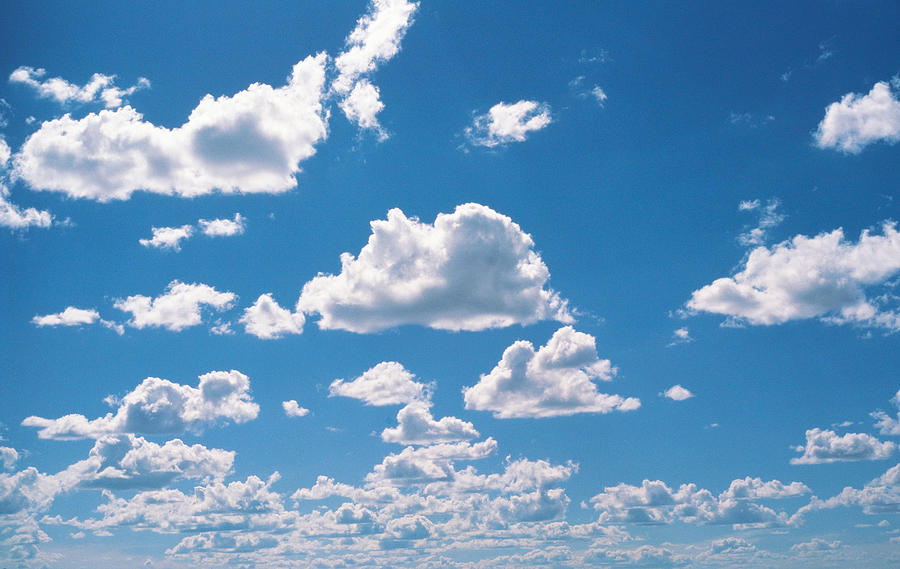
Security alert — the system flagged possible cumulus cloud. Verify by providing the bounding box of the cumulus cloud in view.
[13,54,329,201]
[365,439,498,485]
[791,462,900,522]
[668,327,693,346]
[339,79,387,138]
[872,388,900,435]
[815,79,900,153]
[463,326,639,419]
[22,370,258,439]
[329,361,430,406]
[791,428,895,464]
[662,385,694,401]
[0,183,53,230]
[9,66,149,108]
[465,100,552,147]
[0,447,18,470]
[139,225,194,251]
[32,307,100,327]
[240,293,305,339]
[687,221,900,329]
[282,400,310,418]
[381,401,479,445]
[583,545,683,567]
[298,203,572,333]
[199,213,245,237]
[114,280,236,331]
[0,138,9,166]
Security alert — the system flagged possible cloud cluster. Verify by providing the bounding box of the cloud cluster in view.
[738,198,785,247]
[9,66,149,108]
[687,221,900,329]
[22,370,258,439]
[239,293,305,339]
[872,388,900,435]
[463,326,639,418]
[298,203,571,333]
[815,79,900,153]
[140,214,246,251]
[791,428,894,465]
[381,401,479,445]
[114,280,236,331]
[465,100,552,147]
[31,306,123,334]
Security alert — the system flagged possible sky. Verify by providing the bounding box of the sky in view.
[1,1,900,567]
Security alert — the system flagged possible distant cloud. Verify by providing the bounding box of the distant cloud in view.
[329,362,431,406]
[199,213,246,237]
[9,66,149,108]
[662,385,694,401]
[1,182,53,230]
[737,198,784,246]
[591,86,608,106]
[240,294,305,339]
[114,280,236,331]
[282,400,310,418]
[139,224,194,251]
[463,326,640,418]
[465,100,552,147]
[790,428,894,465]
[381,401,479,445]
[339,79,387,139]
[0,446,18,470]
[815,80,900,153]
[791,462,900,523]
[31,306,123,334]
[297,203,571,333]
[871,388,900,435]
[668,327,693,346]
[22,370,258,439]
[687,221,900,330]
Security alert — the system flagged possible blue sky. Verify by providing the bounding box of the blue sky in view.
[2,1,900,567]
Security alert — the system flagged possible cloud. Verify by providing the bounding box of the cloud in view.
[662,385,694,401]
[9,66,149,108]
[791,462,900,522]
[22,370,258,439]
[365,439,498,485]
[14,54,329,201]
[815,80,900,153]
[583,545,683,567]
[791,538,842,553]
[0,138,9,166]
[872,388,900,435]
[668,327,693,346]
[114,280,236,331]
[738,198,784,247]
[282,400,310,418]
[0,183,53,230]
[32,307,100,327]
[791,428,894,465]
[465,100,552,147]
[297,203,572,333]
[329,361,431,406]
[591,86,608,105]
[381,402,479,445]
[0,447,18,470]
[463,326,639,419]
[240,293,305,339]
[339,79,387,138]
[139,225,194,251]
[198,213,245,237]
[687,221,900,329]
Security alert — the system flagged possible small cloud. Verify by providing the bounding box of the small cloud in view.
[139,224,194,251]
[662,384,694,401]
[283,400,310,418]
[668,327,693,346]
[464,100,552,148]
[199,213,246,237]
[591,86,608,106]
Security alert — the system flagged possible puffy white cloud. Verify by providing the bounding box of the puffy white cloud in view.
[589,476,807,527]
[239,293,305,339]
[687,222,900,329]
[385,514,432,540]
[114,280,236,331]
[381,402,479,445]
[339,79,386,137]
[0,447,18,470]
[791,462,900,522]
[465,100,552,147]
[365,439,498,485]
[791,538,842,553]
[298,203,571,333]
[22,370,258,439]
[31,306,99,327]
[282,400,310,418]
[139,224,194,251]
[662,385,694,401]
[583,545,683,567]
[815,80,900,153]
[14,54,328,201]
[463,326,639,418]
[791,428,894,464]
[0,467,61,515]
[872,388,900,435]
[330,361,430,406]
[9,66,149,108]
[198,213,245,237]
[0,183,53,230]
[0,137,9,167]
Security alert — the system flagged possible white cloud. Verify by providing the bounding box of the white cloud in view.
[465,100,552,147]
[815,80,900,153]
[738,198,784,247]
[14,54,328,201]
[282,400,310,418]
[32,306,99,327]
[22,370,258,439]
[791,462,900,522]
[297,203,572,333]
[385,514,433,540]
[0,447,18,470]
[791,538,842,553]
[0,183,53,230]
[339,79,386,137]
[583,545,683,567]
[0,138,9,167]
[240,293,305,339]
[662,385,694,401]
[114,280,236,331]
[791,428,894,465]
[139,224,194,251]
[687,222,900,329]
[198,213,245,237]
[872,388,900,435]
[463,326,639,419]
[365,439,498,485]
[329,361,430,406]
[668,327,693,346]
[9,66,149,108]
[591,86,608,105]
[381,402,479,445]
